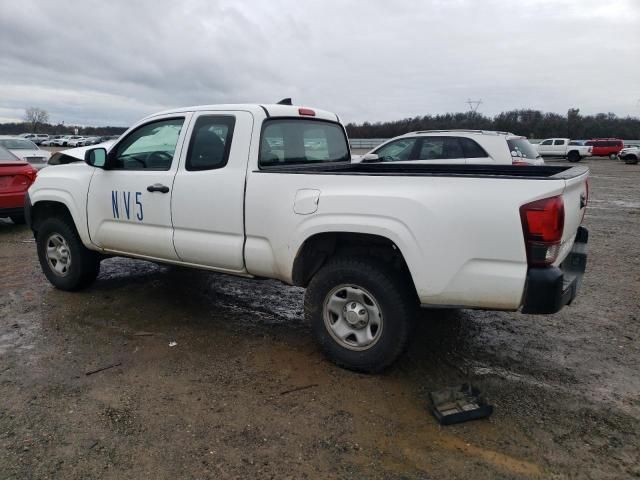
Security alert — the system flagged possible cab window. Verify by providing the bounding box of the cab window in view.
[186,115,235,171]
[259,119,349,167]
[553,139,565,146]
[540,139,553,145]
[374,138,417,161]
[111,118,184,170]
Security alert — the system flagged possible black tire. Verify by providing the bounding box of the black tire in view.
[567,151,581,163]
[10,214,25,225]
[624,155,638,165]
[36,216,100,291]
[304,256,416,373]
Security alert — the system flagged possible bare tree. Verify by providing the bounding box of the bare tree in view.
[24,107,50,133]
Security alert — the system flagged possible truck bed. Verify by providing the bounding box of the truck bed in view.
[257,162,588,180]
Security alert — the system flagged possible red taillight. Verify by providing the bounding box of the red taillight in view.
[520,195,564,267]
[298,108,315,116]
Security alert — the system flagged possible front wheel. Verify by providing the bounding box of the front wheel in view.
[304,257,416,373]
[567,151,581,163]
[624,155,638,165]
[36,217,100,291]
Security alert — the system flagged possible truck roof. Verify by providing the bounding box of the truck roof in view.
[147,104,340,123]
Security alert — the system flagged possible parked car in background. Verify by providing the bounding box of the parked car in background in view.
[0,137,51,169]
[535,138,592,162]
[0,144,37,224]
[83,137,102,146]
[67,137,89,147]
[20,134,50,145]
[50,136,71,146]
[355,130,544,165]
[41,135,65,146]
[585,138,624,159]
[618,145,639,164]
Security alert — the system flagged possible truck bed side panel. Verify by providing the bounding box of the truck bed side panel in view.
[244,172,567,310]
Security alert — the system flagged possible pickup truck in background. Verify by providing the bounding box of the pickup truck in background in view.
[619,145,639,164]
[25,103,590,372]
[536,138,592,162]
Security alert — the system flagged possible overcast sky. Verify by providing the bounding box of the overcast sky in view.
[1,0,638,126]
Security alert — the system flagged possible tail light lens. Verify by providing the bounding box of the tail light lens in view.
[520,195,564,267]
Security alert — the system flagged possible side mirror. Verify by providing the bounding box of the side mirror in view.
[360,153,380,163]
[85,148,107,168]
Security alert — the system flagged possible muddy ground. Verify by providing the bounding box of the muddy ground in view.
[1,158,639,479]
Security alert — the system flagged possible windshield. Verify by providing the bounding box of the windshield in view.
[259,119,350,167]
[0,138,38,150]
[507,138,540,160]
[0,145,21,162]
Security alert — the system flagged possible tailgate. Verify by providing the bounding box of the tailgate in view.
[556,169,589,264]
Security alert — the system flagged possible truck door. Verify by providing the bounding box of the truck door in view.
[86,114,190,260]
[537,139,553,155]
[553,138,567,155]
[171,111,253,273]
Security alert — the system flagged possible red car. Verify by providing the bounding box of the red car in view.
[585,138,624,159]
[0,144,38,224]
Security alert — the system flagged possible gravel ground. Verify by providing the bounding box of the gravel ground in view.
[1,158,638,479]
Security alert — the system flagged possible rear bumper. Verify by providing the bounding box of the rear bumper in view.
[521,226,588,314]
[0,191,27,217]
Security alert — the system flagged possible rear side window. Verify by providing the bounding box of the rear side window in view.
[417,137,467,160]
[553,139,565,145]
[459,137,488,157]
[186,115,235,171]
[507,138,539,160]
[259,119,349,167]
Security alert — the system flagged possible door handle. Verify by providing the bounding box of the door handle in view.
[147,183,170,193]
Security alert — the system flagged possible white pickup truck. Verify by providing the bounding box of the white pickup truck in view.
[26,103,590,372]
[536,138,592,162]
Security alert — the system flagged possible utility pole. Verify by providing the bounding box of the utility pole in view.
[466,99,483,114]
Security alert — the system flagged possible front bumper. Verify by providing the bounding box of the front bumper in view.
[521,226,588,314]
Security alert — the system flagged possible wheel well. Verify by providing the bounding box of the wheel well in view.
[292,232,415,289]
[31,201,74,236]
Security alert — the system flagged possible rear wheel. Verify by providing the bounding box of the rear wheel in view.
[10,214,25,225]
[609,153,618,160]
[567,151,581,163]
[36,217,100,291]
[305,257,416,373]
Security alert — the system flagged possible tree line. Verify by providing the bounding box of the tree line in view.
[0,107,127,136]
[3,106,640,140]
[345,109,640,139]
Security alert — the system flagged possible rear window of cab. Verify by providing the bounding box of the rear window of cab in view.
[259,119,350,167]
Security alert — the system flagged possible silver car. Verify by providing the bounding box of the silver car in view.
[0,136,51,169]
